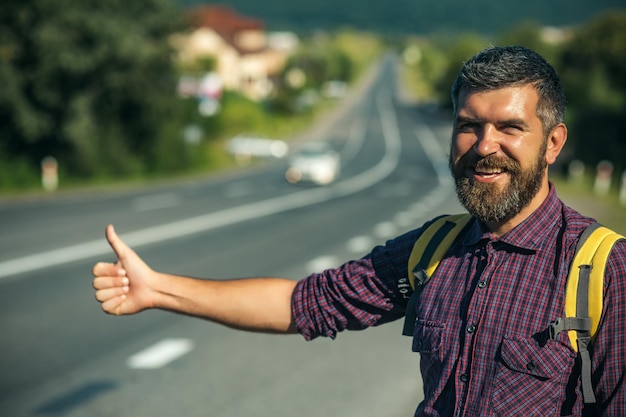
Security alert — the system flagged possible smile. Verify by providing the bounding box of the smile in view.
[466,167,507,182]
[476,167,504,176]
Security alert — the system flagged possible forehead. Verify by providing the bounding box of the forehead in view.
[455,85,540,121]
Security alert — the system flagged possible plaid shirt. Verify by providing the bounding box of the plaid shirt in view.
[292,186,626,416]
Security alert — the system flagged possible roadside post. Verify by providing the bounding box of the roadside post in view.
[41,156,58,192]
[619,171,626,206]
[568,159,585,184]
[594,160,613,196]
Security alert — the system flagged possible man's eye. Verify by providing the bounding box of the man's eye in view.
[457,123,478,133]
[502,125,523,134]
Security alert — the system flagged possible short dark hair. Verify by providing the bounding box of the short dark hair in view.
[451,45,566,133]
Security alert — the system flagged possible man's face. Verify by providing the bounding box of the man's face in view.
[448,86,549,224]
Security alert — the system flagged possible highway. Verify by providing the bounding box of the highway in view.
[0,54,464,417]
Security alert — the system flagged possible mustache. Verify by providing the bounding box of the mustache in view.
[452,153,520,174]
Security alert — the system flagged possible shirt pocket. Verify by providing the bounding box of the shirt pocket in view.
[412,319,445,393]
[491,335,575,417]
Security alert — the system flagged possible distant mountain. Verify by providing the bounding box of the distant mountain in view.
[179,0,625,35]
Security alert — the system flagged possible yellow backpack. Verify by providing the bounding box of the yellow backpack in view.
[402,213,625,404]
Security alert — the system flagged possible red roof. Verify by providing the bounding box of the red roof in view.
[187,5,264,50]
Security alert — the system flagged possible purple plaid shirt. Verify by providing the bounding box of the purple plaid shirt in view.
[292,186,626,416]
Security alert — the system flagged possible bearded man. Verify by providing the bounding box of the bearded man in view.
[93,46,626,416]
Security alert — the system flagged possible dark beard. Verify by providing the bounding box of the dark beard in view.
[448,147,547,224]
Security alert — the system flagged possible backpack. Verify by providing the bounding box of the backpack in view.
[402,213,625,404]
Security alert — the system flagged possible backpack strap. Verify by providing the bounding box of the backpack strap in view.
[402,214,473,336]
[549,222,625,404]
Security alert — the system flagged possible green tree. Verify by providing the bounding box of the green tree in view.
[432,33,489,108]
[558,11,626,172]
[267,33,356,115]
[496,20,561,65]
[0,0,185,188]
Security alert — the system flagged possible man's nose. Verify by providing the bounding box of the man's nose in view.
[473,125,500,157]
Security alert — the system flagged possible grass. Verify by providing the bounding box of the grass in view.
[552,175,626,235]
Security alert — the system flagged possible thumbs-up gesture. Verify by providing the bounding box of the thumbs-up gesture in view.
[92,225,156,315]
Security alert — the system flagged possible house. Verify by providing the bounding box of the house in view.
[171,5,298,101]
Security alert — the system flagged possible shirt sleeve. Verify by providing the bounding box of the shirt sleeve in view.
[591,239,626,413]
[292,228,419,341]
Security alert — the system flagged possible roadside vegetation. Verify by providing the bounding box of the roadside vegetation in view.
[551,175,626,235]
[1,0,625,212]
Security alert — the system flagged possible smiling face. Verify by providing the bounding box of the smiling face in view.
[448,85,567,233]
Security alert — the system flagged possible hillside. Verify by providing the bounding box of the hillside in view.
[180,0,625,35]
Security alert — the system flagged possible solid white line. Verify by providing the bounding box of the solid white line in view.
[340,119,367,162]
[127,338,194,369]
[0,92,403,280]
[332,92,402,194]
[0,240,112,279]
[413,120,452,187]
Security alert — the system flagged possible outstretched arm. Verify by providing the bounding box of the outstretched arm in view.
[92,225,299,333]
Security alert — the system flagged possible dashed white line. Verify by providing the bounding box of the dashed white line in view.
[373,221,397,239]
[306,256,340,275]
[127,338,194,369]
[346,236,374,254]
[394,211,415,228]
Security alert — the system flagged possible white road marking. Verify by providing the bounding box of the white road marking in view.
[127,338,194,369]
[340,119,367,162]
[306,256,340,275]
[0,240,112,279]
[332,93,401,195]
[414,121,452,187]
[346,236,374,254]
[0,91,408,280]
[394,211,415,228]
[373,221,397,239]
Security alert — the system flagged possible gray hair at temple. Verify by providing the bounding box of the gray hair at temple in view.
[451,45,566,135]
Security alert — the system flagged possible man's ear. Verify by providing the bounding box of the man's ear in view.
[546,123,567,165]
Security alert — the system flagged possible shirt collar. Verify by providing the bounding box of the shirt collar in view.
[462,183,562,251]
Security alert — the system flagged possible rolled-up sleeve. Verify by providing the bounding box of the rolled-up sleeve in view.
[292,229,419,341]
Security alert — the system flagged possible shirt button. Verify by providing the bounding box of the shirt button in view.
[478,280,487,288]
[526,361,536,371]
[466,324,477,334]
[460,374,469,382]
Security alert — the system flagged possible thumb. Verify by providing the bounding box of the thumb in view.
[106,224,130,261]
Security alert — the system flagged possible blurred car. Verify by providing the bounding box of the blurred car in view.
[285,142,341,185]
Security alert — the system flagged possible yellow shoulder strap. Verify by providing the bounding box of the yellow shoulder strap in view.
[407,213,472,289]
[402,213,473,336]
[565,224,625,351]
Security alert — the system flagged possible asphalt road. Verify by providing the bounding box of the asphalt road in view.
[0,53,464,417]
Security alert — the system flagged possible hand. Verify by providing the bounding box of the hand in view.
[92,225,155,315]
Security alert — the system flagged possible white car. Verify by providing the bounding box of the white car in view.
[285,143,341,185]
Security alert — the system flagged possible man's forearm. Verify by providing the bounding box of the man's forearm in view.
[151,273,299,333]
